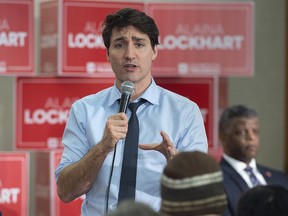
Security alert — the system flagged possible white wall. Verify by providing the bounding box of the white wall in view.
[228,0,286,170]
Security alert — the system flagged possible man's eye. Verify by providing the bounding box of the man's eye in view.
[234,130,246,136]
[135,43,144,48]
[115,43,125,48]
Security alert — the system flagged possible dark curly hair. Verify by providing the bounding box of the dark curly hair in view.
[237,185,288,216]
[102,8,159,49]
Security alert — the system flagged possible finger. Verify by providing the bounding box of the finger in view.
[160,131,169,142]
[139,143,162,151]
[110,113,128,121]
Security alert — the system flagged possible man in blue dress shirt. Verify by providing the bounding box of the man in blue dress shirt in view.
[55,8,208,216]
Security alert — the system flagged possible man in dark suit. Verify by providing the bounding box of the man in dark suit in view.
[218,105,288,216]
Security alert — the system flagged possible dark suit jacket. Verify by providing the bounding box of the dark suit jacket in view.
[220,157,288,216]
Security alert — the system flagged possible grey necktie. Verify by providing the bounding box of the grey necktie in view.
[244,166,261,187]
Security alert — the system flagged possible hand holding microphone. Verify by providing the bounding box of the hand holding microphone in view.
[101,81,135,151]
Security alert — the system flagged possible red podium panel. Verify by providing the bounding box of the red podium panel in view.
[147,2,254,77]
[40,0,143,76]
[15,77,114,150]
[0,0,34,75]
[0,152,29,216]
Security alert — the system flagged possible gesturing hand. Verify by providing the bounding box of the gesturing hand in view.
[139,131,178,161]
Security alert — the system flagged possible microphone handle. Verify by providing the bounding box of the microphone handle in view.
[119,93,131,113]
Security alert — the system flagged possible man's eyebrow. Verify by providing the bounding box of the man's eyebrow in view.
[112,36,126,43]
[131,36,147,42]
[112,36,147,43]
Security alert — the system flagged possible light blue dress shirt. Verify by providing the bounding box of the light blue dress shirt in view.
[55,79,208,216]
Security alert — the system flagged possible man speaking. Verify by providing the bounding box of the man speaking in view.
[55,8,208,216]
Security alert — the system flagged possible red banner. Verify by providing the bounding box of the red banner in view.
[0,0,34,75]
[0,152,29,216]
[156,78,215,147]
[147,2,254,77]
[16,77,115,150]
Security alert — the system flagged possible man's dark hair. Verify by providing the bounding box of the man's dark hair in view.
[237,185,288,216]
[102,8,159,49]
[219,105,258,135]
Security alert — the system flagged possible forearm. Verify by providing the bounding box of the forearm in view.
[57,142,109,203]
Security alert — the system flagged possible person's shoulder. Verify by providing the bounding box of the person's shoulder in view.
[74,87,112,104]
[257,163,288,176]
[258,163,288,186]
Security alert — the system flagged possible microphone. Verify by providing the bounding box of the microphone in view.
[119,81,135,113]
[105,81,135,215]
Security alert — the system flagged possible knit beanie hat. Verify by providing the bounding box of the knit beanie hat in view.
[160,151,227,216]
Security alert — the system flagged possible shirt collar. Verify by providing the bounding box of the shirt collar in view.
[138,78,159,105]
[108,78,160,107]
[223,153,257,172]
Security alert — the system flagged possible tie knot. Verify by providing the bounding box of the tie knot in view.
[129,99,145,113]
[244,166,253,172]
[244,165,261,187]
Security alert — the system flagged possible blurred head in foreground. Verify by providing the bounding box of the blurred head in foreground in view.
[160,151,227,216]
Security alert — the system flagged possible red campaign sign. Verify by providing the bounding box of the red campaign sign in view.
[0,0,34,75]
[16,77,115,150]
[0,152,29,216]
[40,1,144,76]
[148,3,254,77]
[156,78,215,148]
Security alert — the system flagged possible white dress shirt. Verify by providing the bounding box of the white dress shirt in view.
[223,154,267,188]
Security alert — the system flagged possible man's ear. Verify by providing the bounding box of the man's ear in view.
[152,46,158,61]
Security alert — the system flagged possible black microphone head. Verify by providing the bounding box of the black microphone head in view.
[120,81,135,95]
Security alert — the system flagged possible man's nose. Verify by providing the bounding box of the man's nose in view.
[124,44,136,60]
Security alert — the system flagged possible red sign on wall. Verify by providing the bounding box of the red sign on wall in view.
[156,78,215,147]
[0,152,29,216]
[16,77,115,150]
[147,2,254,77]
[0,0,34,75]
